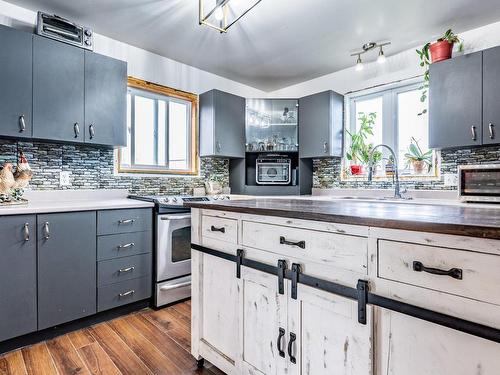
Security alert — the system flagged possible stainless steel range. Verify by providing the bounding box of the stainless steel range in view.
[129,194,229,307]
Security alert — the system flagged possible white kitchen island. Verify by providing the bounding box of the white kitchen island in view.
[187,198,500,375]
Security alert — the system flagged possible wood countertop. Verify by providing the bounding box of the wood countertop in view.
[185,198,500,239]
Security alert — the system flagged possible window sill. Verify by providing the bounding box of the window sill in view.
[116,169,199,178]
[340,173,440,183]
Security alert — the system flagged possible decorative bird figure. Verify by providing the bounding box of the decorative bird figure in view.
[13,151,33,190]
[0,163,16,197]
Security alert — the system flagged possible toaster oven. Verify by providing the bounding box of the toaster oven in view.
[458,164,500,203]
[256,157,291,185]
[36,12,93,50]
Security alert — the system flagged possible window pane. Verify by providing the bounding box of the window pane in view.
[169,101,189,170]
[134,95,156,165]
[397,89,431,173]
[158,100,167,166]
[121,93,132,167]
[355,96,383,147]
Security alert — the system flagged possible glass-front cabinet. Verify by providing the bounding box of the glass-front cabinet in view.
[246,99,299,152]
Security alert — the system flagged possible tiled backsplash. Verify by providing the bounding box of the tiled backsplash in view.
[0,139,228,195]
[313,145,500,190]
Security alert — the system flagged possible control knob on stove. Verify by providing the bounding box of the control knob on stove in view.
[172,197,178,203]
[163,197,169,203]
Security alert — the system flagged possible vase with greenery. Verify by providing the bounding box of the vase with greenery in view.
[416,29,463,116]
[346,112,382,175]
[404,137,433,174]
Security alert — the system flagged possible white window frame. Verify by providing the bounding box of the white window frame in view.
[343,79,439,181]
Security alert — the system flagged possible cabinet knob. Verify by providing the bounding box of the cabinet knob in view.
[43,222,50,240]
[489,123,495,139]
[19,115,26,132]
[471,125,477,141]
[89,124,95,139]
[74,123,80,138]
[23,223,30,241]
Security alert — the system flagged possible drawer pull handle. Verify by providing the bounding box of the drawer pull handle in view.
[277,328,285,358]
[160,281,191,291]
[43,222,50,240]
[19,115,26,132]
[280,236,305,249]
[118,218,136,224]
[489,123,495,139]
[119,290,135,298]
[288,332,296,364]
[210,225,225,233]
[412,261,463,280]
[118,266,135,274]
[117,242,135,249]
[23,223,30,241]
[471,125,477,141]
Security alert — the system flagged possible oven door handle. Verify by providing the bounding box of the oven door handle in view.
[160,215,191,221]
[160,281,191,291]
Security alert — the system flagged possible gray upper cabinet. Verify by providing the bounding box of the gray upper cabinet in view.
[37,211,97,330]
[429,52,483,149]
[85,51,127,146]
[483,46,500,145]
[200,89,245,158]
[33,35,85,143]
[299,90,344,158]
[0,25,33,138]
[0,215,37,342]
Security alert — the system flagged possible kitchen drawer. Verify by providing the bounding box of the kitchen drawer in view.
[242,221,368,274]
[98,208,152,235]
[202,215,238,244]
[98,253,152,286]
[378,239,500,306]
[98,276,151,312]
[97,231,152,260]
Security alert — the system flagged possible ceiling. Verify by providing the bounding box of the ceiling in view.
[7,0,500,91]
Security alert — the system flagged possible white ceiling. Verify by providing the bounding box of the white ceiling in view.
[6,0,500,91]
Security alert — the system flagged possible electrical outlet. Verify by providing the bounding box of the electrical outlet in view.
[443,173,458,187]
[60,171,71,186]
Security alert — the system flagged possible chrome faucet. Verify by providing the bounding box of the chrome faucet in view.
[368,144,410,200]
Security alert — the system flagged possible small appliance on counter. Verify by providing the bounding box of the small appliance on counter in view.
[36,11,94,50]
[128,194,230,307]
[256,154,291,185]
[458,164,500,203]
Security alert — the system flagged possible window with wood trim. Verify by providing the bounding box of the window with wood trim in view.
[118,78,198,175]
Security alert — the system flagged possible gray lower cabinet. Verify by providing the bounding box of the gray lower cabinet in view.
[0,25,33,139]
[429,52,483,149]
[483,46,500,145]
[33,35,85,143]
[37,211,97,329]
[200,89,246,158]
[0,215,37,342]
[299,90,344,158]
[85,51,127,146]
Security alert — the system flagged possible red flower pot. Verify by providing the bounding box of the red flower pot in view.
[350,165,363,175]
[429,40,454,63]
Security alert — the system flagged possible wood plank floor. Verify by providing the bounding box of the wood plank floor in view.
[0,300,225,375]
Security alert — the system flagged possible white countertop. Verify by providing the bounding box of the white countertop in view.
[0,189,153,216]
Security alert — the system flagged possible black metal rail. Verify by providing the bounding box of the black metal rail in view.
[191,243,500,344]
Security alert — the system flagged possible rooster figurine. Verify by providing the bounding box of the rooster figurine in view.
[13,151,33,190]
[0,163,16,199]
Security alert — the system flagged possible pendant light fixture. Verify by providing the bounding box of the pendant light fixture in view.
[351,41,391,70]
[199,0,263,33]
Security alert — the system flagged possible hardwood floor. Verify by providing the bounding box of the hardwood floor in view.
[0,300,225,375]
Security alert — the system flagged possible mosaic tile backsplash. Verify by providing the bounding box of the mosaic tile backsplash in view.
[0,139,229,195]
[313,145,500,190]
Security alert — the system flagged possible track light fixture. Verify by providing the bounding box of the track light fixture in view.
[351,41,391,70]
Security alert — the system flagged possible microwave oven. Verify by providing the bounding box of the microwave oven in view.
[458,164,500,203]
[256,157,291,185]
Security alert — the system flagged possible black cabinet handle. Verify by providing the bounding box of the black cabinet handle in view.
[412,261,462,280]
[210,225,225,233]
[280,236,305,249]
[287,332,296,364]
[277,328,285,358]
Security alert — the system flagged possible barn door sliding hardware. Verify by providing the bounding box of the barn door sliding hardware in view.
[192,243,500,344]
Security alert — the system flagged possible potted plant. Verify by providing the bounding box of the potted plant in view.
[404,137,433,174]
[416,29,463,115]
[346,112,382,175]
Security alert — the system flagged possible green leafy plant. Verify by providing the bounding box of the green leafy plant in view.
[404,137,433,171]
[346,112,382,165]
[416,29,464,116]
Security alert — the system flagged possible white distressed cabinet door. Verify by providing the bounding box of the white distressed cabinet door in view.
[376,308,500,375]
[288,284,373,375]
[239,267,288,375]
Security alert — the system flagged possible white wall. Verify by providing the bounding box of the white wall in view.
[268,20,500,98]
[0,0,266,98]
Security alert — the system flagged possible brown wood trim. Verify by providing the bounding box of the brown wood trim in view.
[118,77,199,176]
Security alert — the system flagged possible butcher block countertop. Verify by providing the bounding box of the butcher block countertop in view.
[185,198,500,239]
